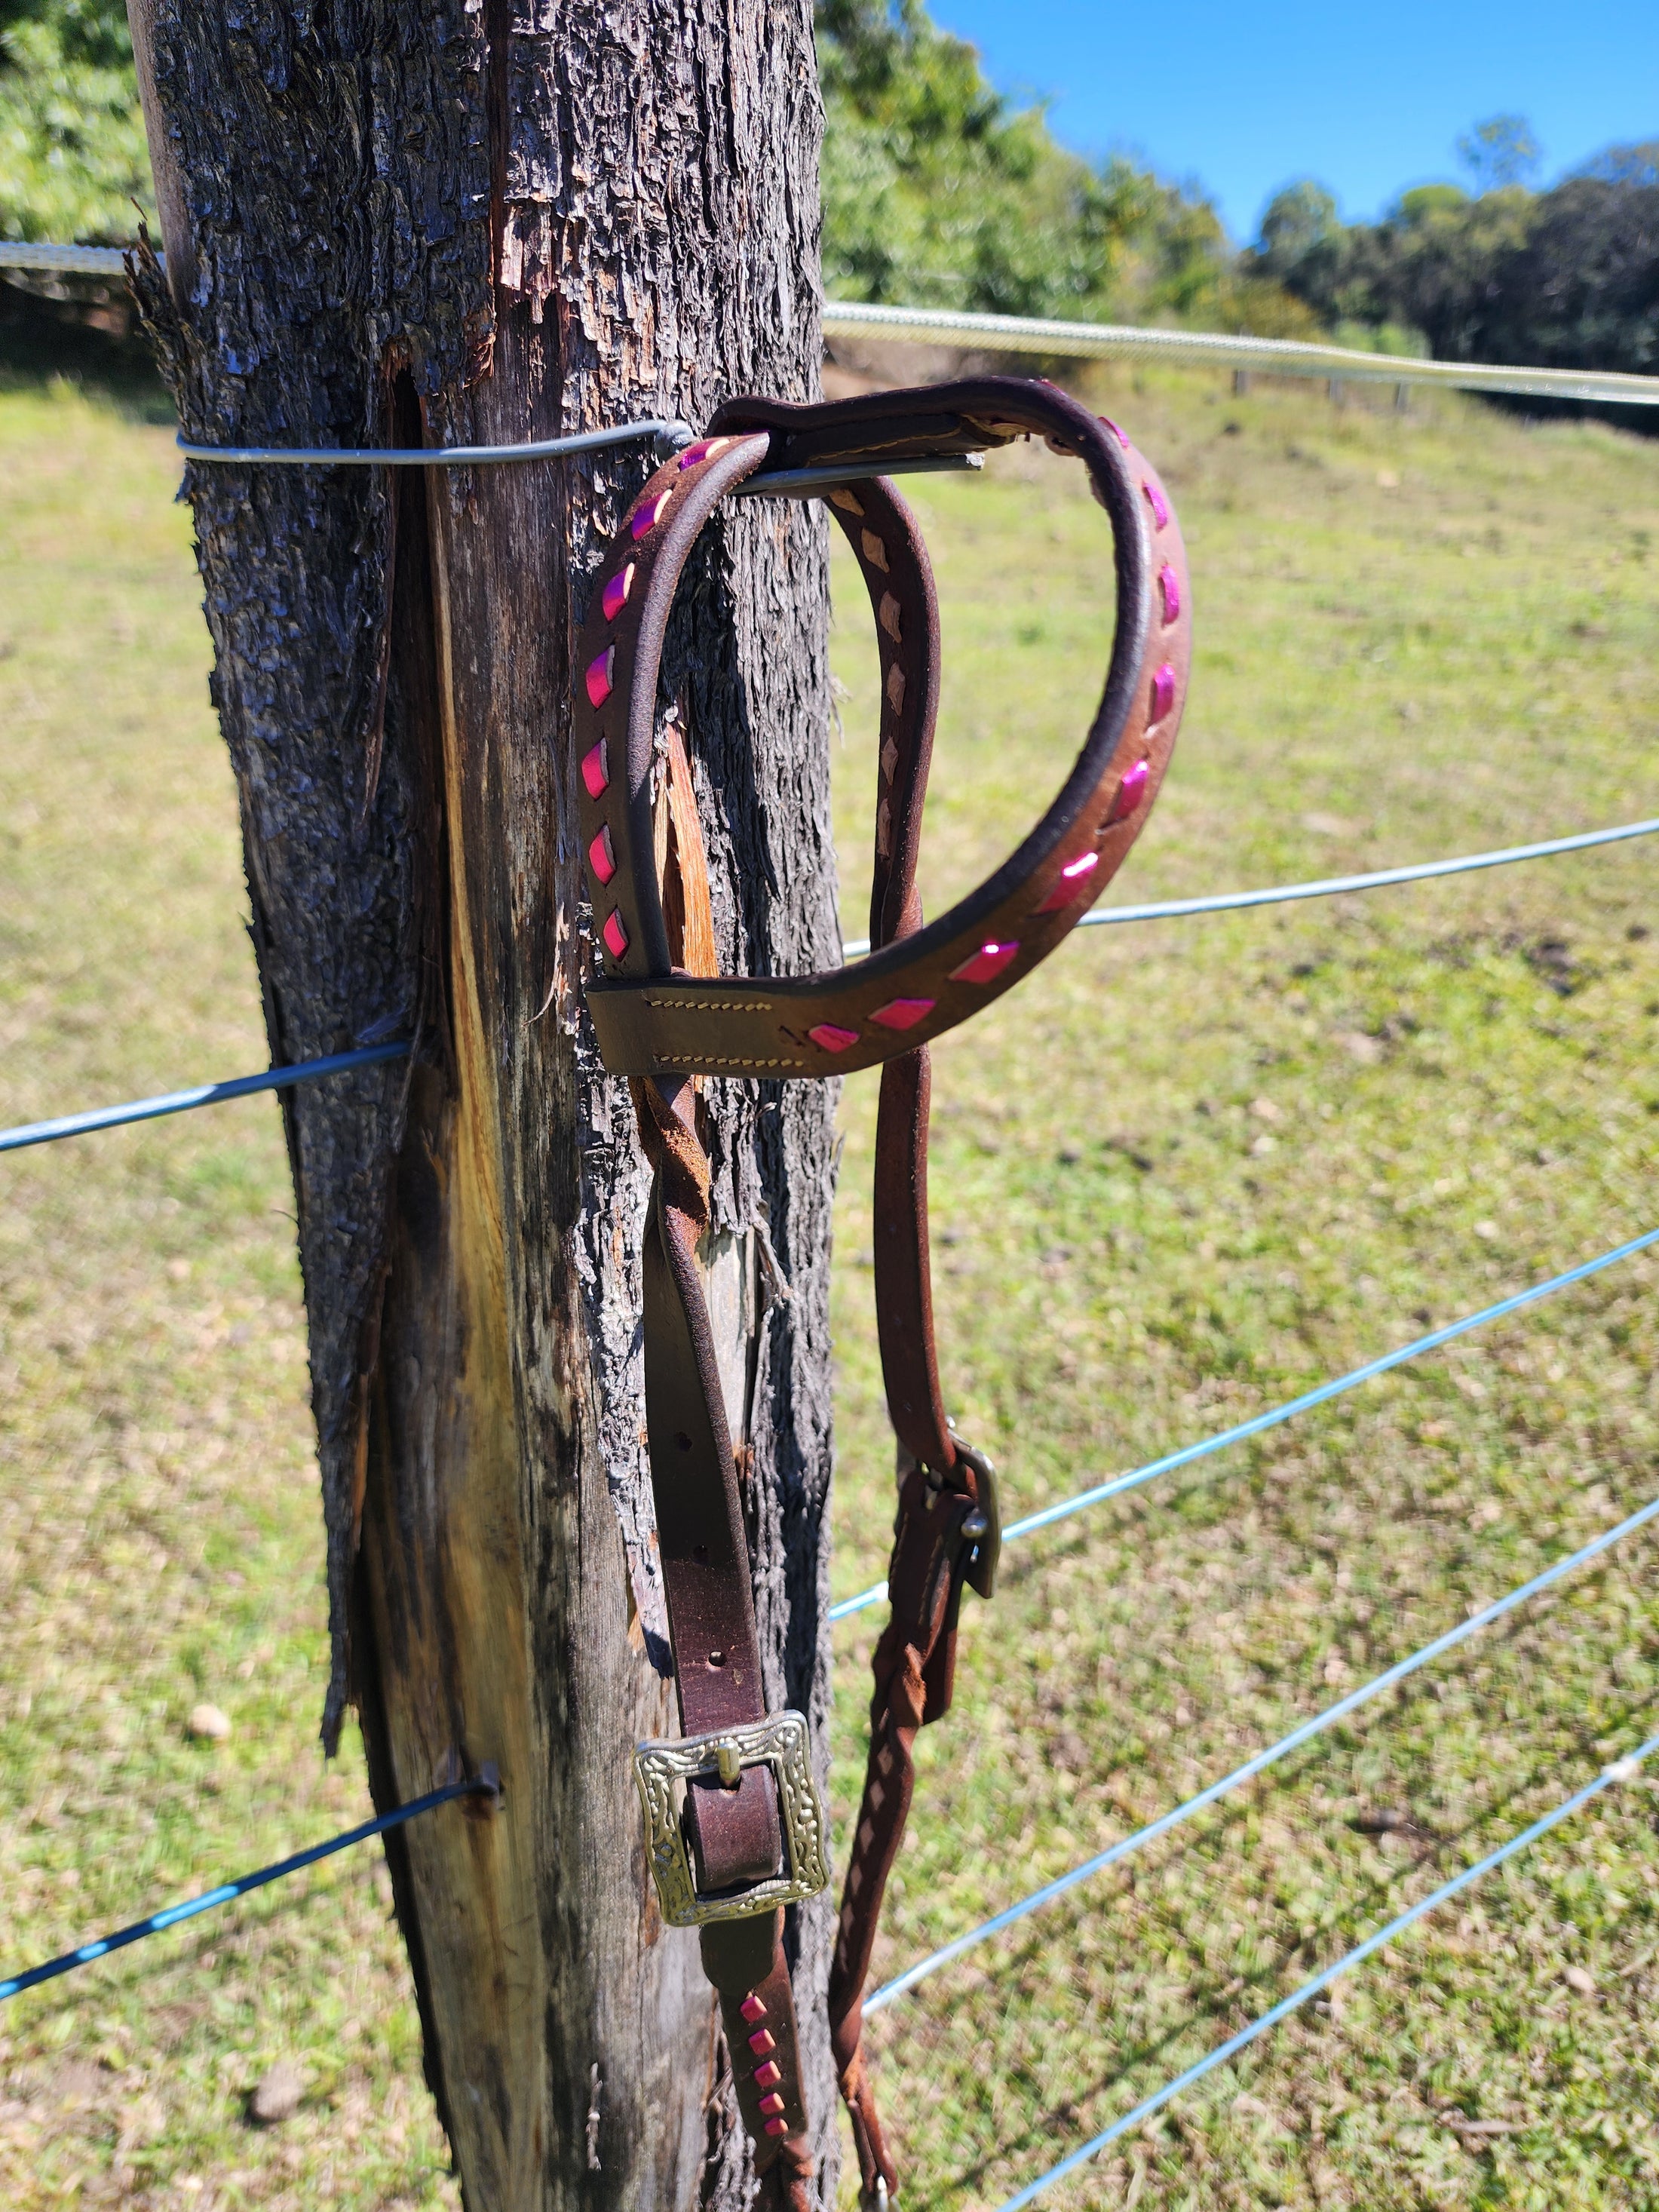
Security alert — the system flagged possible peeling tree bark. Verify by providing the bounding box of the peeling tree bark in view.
[127,5,838,2205]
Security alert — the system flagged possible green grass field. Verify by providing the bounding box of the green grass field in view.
[4,354,1659,2210]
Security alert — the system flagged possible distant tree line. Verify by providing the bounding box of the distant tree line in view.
[3,0,1654,395]
[1250,130,1659,382]
[815,0,1311,330]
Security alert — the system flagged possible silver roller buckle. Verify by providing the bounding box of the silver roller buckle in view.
[633,1709,831,1928]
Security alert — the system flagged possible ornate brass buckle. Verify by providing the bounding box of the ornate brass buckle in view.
[633,1709,831,1928]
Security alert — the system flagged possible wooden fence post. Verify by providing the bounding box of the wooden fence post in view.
[124,2,840,2204]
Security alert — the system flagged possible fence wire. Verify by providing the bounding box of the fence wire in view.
[992,1729,1658,2211]
[7,821,1652,1158]
[822,298,1659,409]
[0,1040,410,1155]
[1,242,129,277]
[838,815,1659,958]
[0,1773,495,2005]
[831,1224,1659,1621]
[7,245,1656,407]
[868,1486,1659,2014]
[1072,815,1659,929]
[176,421,692,468]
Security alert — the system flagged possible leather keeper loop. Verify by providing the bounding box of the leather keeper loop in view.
[575,376,1190,1083]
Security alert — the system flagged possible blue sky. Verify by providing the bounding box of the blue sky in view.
[928,0,1659,242]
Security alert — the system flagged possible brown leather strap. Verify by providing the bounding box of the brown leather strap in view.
[582,431,948,2185]
[634,1075,783,1889]
[572,381,1190,2195]
[822,472,978,2207]
[629,1072,814,2177]
[820,400,1185,2206]
[823,474,957,1480]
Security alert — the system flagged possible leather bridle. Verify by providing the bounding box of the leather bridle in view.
[572,377,1191,2207]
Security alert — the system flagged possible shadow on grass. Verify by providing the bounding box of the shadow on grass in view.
[8,1815,384,2039]
[903,1627,1657,2207]
[0,277,173,426]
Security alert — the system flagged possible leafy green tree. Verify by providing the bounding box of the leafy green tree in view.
[1366,184,1537,358]
[1252,180,1348,307]
[1253,179,1535,354]
[1465,173,1659,377]
[1457,113,1541,194]
[0,0,153,242]
[817,0,1250,324]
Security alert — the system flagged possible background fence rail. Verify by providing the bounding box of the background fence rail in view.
[7,244,1658,407]
[821,299,1659,407]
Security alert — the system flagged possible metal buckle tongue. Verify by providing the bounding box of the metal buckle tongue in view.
[633,1710,831,1928]
[940,1429,1001,1601]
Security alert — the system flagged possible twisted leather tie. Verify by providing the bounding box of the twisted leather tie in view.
[572,377,1191,2204]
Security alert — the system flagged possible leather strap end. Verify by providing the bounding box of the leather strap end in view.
[839,2047,900,2207]
[706,1916,814,2165]
[918,1590,965,1726]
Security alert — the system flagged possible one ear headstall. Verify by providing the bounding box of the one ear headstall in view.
[573,377,1190,2210]
[575,376,1191,1079]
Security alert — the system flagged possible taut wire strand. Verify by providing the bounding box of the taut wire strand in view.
[830,1223,1659,1619]
[3,250,1659,407]
[13,821,1654,1156]
[6,250,1655,407]
[0,1773,495,2004]
[990,1730,1659,2211]
[0,243,130,275]
[821,299,1659,407]
[839,816,1659,957]
[0,1041,412,1155]
[866,1488,1659,2013]
[175,419,695,467]
[1077,815,1659,927]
